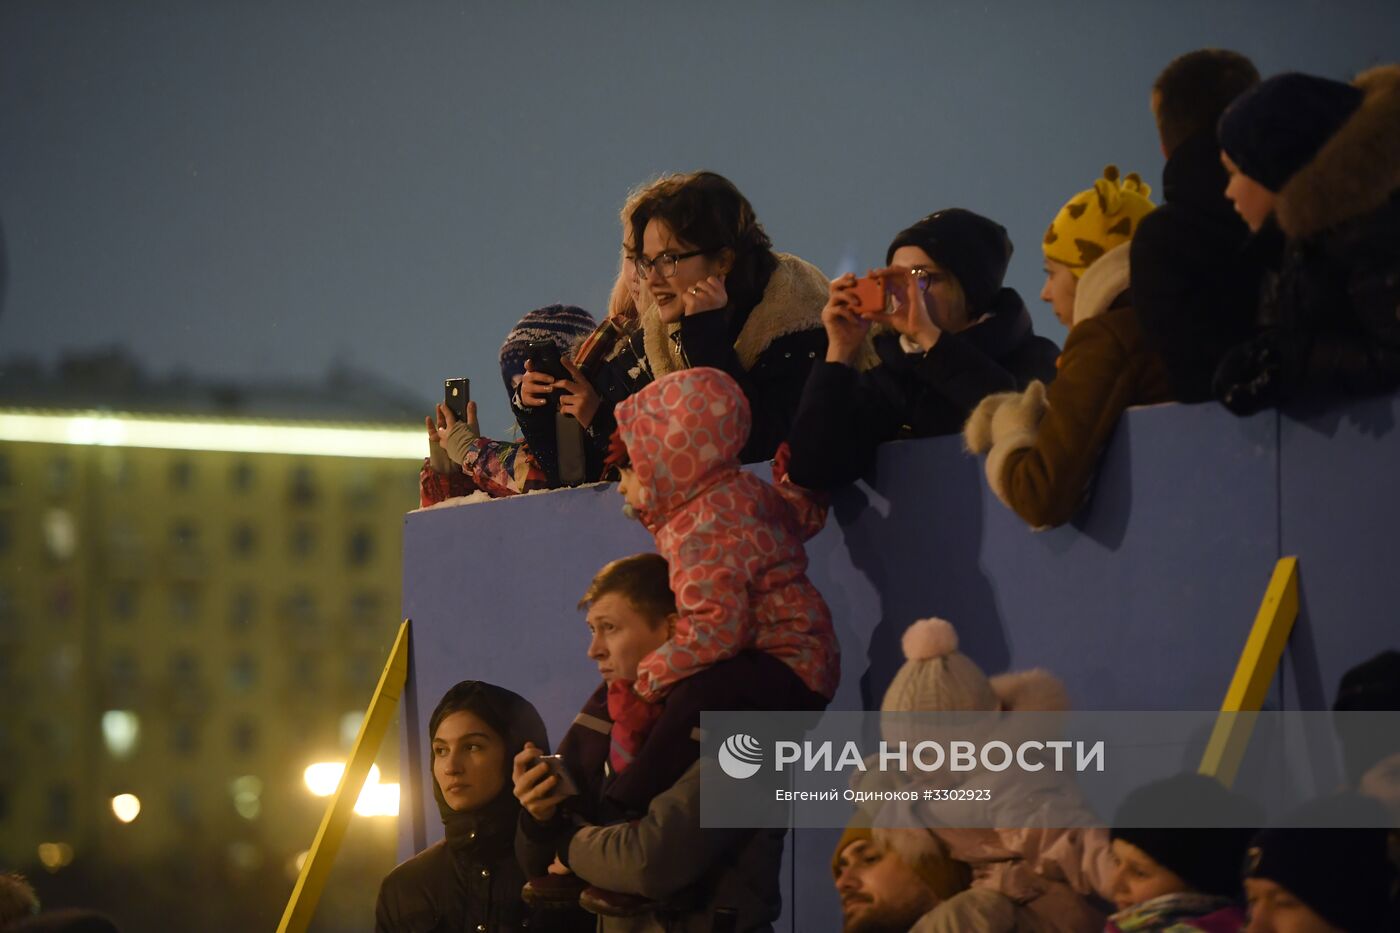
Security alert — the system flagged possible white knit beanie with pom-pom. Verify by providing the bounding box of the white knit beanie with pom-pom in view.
[880,618,999,713]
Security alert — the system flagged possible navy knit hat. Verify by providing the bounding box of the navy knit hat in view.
[498,304,597,397]
[1111,773,1261,899]
[1244,793,1396,931]
[1218,72,1363,193]
[1332,649,1400,786]
[886,208,1013,315]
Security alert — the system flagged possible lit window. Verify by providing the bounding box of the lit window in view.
[229,776,262,820]
[43,509,77,561]
[102,711,140,759]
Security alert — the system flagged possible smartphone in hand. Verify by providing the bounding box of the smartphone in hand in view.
[444,377,470,422]
[851,274,889,318]
[526,340,571,382]
[535,753,580,797]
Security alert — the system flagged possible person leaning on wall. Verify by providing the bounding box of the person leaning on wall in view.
[785,208,1059,492]
[1130,48,1266,404]
[1212,65,1400,415]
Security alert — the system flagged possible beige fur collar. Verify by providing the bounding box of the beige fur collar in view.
[1276,64,1400,239]
[636,253,831,378]
[1072,242,1131,327]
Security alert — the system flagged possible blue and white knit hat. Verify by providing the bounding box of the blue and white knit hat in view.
[498,304,597,395]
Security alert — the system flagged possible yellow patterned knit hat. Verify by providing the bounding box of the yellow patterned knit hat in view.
[1043,166,1155,277]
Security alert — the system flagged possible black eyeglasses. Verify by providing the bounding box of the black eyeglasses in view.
[634,249,712,279]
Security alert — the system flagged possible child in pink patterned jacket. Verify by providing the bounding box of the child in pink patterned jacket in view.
[595,365,840,814]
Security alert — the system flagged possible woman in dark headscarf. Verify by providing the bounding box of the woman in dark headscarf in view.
[374,681,558,933]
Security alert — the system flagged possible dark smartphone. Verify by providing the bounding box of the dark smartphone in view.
[535,753,580,797]
[443,377,470,422]
[526,339,571,382]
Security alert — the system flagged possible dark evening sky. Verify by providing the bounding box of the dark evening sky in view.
[2,0,1395,435]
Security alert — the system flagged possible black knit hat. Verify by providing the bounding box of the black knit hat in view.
[1111,773,1261,899]
[885,209,1013,315]
[1217,72,1363,193]
[1244,793,1396,931]
[1332,649,1400,785]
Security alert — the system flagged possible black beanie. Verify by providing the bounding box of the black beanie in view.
[1332,649,1400,786]
[885,208,1013,315]
[1217,72,1363,193]
[1111,773,1261,899]
[1245,793,1396,931]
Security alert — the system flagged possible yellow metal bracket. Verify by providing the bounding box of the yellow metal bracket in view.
[277,619,412,933]
[1198,558,1299,786]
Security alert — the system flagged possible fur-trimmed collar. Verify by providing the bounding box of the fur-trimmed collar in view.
[637,253,830,378]
[1072,243,1132,327]
[1276,64,1400,239]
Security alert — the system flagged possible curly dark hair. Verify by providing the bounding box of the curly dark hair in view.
[628,171,778,316]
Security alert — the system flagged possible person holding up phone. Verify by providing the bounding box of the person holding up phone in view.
[420,305,600,503]
[785,208,1062,491]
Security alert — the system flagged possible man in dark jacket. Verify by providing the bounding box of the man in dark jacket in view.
[786,209,1060,491]
[1130,49,1267,403]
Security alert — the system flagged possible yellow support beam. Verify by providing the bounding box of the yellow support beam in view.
[278,619,412,933]
[1199,558,1299,787]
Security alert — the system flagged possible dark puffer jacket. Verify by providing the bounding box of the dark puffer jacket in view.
[1131,130,1275,403]
[786,288,1059,491]
[375,682,585,933]
[1216,65,1400,411]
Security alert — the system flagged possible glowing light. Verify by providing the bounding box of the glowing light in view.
[303,762,381,798]
[102,710,140,759]
[339,711,364,749]
[0,410,423,460]
[230,775,263,820]
[354,781,400,818]
[111,794,141,823]
[37,842,74,871]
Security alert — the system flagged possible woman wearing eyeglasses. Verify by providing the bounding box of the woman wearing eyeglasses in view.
[544,170,834,465]
[785,208,1061,491]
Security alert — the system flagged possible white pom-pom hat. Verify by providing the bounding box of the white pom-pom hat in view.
[882,618,999,714]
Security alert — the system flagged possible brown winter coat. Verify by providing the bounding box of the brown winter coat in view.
[965,244,1171,529]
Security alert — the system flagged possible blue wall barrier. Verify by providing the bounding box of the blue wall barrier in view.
[397,393,1398,932]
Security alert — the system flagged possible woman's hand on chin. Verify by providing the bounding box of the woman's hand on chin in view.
[681,275,728,318]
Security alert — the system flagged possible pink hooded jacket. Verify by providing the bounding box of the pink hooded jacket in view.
[615,367,840,702]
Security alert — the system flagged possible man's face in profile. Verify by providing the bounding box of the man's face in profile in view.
[833,838,939,933]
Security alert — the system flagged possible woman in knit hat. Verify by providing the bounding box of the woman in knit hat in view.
[786,208,1061,491]
[421,304,604,502]
[1212,66,1400,415]
[1106,772,1261,932]
[964,166,1170,529]
[866,617,1115,933]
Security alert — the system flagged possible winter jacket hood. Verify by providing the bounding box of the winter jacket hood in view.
[1276,64,1400,239]
[638,253,833,378]
[614,367,748,527]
